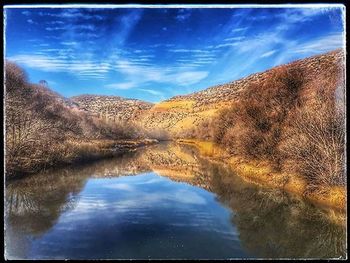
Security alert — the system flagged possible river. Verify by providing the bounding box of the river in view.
[4,142,346,259]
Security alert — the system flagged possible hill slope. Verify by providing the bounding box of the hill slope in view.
[4,62,151,176]
[71,95,153,123]
[136,50,344,137]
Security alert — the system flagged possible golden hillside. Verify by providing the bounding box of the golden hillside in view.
[136,50,344,137]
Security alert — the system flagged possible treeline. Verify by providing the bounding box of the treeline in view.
[187,61,345,189]
[5,61,144,177]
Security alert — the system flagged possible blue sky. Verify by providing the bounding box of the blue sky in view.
[5,5,345,102]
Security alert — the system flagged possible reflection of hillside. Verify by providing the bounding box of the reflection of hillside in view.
[208,164,346,259]
[140,143,204,183]
[5,142,346,259]
[5,152,146,239]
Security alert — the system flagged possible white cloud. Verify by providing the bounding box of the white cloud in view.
[7,54,67,71]
[113,58,209,87]
[224,36,245,42]
[215,42,240,49]
[278,8,331,24]
[38,9,103,20]
[173,71,209,86]
[45,26,65,31]
[106,82,137,90]
[138,89,163,96]
[171,49,211,53]
[260,50,277,58]
[7,54,113,80]
[231,27,248,33]
[49,20,65,25]
[292,32,344,54]
[61,41,78,46]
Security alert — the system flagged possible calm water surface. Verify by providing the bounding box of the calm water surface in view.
[5,143,346,259]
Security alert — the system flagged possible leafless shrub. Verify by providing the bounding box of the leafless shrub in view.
[5,61,146,177]
[211,66,304,169]
[279,94,345,187]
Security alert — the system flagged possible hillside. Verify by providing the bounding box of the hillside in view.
[137,50,344,137]
[4,62,152,177]
[71,95,153,123]
[5,49,344,183]
[66,50,344,138]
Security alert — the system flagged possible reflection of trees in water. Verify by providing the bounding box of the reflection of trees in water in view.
[207,163,346,258]
[5,143,346,259]
[6,170,86,237]
[5,150,147,237]
[5,168,88,259]
[139,144,346,258]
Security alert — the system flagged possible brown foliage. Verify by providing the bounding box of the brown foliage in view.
[194,61,345,188]
[215,66,304,166]
[279,89,345,187]
[4,61,142,177]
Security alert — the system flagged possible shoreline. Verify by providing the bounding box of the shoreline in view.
[6,138,158,181]
[177,139,346,212]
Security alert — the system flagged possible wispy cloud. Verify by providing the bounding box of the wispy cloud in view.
[292,32,344,54]
[277,8,331,23]
[61,41,78,46]
[171,49,211,53]
[215,42,240,49]
[106,82,137,90]
[6,7,345,100]
[260,50,277,58]
[7,53,113,80]
[38,9,104,20]
[231,27,248,33]
[114,58,209,86]
[224,36,245,42]
[45,26,65,31]
[138,88,163,96]
[175,71,209,85]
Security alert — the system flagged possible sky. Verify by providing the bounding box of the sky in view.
[4,5,345,103]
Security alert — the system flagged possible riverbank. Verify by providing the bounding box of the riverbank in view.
[6,138,158,180]
[177,139,346,212]
[63,138,159,163]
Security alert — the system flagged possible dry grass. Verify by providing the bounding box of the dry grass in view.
[179,139,345,211]
[178,139,227,158]
[152,100,195,111]
[187,57,345,193]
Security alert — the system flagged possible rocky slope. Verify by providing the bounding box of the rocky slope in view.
[71,94,153,123]
[136,49,344,137]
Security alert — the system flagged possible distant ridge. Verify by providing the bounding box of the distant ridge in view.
[71,94,153,122]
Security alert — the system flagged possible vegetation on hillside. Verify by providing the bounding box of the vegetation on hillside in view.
[188,57,345,190]
[5,50,346,192]
[5,61,147,178]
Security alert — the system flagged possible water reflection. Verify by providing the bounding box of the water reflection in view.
[5,143,346,259]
